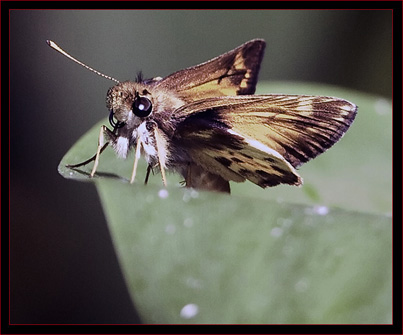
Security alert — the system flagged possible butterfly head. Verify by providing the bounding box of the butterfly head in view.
[106,81,155,128]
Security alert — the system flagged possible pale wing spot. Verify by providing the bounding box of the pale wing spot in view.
[340,103,356,113]
[227,129,285,160]
[296,98,314,111]
[234,53,252,89]
[240,81,249,88]
[334,116,350,122]
[225,128,301,186]
[340,103,353,110]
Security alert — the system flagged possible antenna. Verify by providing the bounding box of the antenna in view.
[46,40,120,84]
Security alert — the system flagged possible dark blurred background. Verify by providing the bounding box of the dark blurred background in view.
[10,10,392,324]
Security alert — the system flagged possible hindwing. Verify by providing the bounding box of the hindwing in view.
[172,94,357,187]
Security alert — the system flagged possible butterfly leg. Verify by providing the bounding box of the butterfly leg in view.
[130,136,142,184]
[152,125,168,187]
[144,165,153,185]
[89,126,116,177]
[159,158,167,187]
[67,125,113,177]
[66,142,109,169]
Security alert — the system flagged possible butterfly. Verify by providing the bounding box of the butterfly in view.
[48,39,357,193]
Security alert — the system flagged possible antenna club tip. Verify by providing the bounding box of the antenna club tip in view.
[46,40,57,48]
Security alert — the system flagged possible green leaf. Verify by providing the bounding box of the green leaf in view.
[96,181,391,324]
[58,82,392,323]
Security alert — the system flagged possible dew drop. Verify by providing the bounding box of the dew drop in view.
[158,189,169,199]
[190,189,199,198]
[165,224,176,234]
[183,189,199,202]
[295,278,309,292]
[180,303,199,319]
[183,217,194,227]
[270,227,283,238]
[305,205,329,216]
[182,192,191,203]
[375,98,391,115]
[314,205,329,216]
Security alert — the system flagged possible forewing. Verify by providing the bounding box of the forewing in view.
[172,94,357,187]
[155,39,265,102]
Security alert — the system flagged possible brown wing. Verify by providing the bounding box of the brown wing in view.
[172,125,302,188]
[171,94,357,188]
[155,39,265,102]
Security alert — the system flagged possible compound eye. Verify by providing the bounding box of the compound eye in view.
[132,96,152,117]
